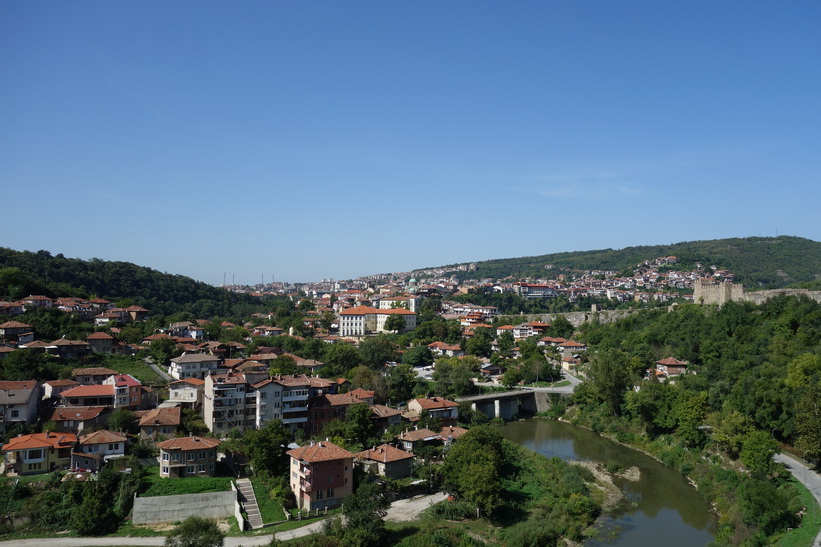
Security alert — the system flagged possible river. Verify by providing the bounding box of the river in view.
[501,418,717,546]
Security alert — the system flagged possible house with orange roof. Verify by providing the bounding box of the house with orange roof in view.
[47,406,109,434]
[655,357,688,377]
[103,373,142,409]
[355,444,414,479]
[86,331,114,353]
[406,397,459,427]
[167,377,205,409]
[309,389,374,435]
[42,379,79,399]
[370,404,404,432]
[138,407,182,441]
[287,440,354,511]
[0,321,33,343]
[60,384,115,408]
[2,431,77,475]
[71,430,127,471]
[396,427,442,453]
[157,436,220,478]
[72,367,118,385]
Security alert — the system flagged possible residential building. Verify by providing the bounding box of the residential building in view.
[60,384,115,407]
[157,436,220,478]
[71,430,127,471]
[0,321,33,343]
[86,332,114,353]
[406,397,459,427]
[355,444,414,479]
[47,406,109,434]
[370,404,404,432]
[203,372,256,435]
[397,428,442,454]
[72,367,118,385]
[252,377,285,429]
[51,338,92,360]
[42,379,79,399]
[287,441,354,511]
[2,431,77,475]
[138,407,182,441]
[0,380,40,433]
[168,353,222,380]
[309,390,374,435]
[166,377,205,409]
[103,373,142,409]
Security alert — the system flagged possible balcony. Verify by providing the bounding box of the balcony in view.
[282,416,308,425]
[282,405,307,413]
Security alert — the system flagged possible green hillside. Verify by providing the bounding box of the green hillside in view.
[438,236,821,289]
[0,248,259,317]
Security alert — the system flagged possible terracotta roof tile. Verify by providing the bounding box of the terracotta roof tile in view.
[287,440,354,462]
[355,444,414,463]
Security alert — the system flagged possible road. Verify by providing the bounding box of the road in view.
[0,492,448,547]
[774,452,821,547]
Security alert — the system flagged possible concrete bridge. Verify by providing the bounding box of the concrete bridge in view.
[456,390,568,420]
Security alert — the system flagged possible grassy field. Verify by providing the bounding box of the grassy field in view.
[141,467,234,497]
[777,476,821,547]
[252,477,286,523]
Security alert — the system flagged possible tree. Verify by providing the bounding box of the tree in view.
[337,480,389,546]
[383,314,406,333]
[740,430,778,477]
[549,315,575,339]
[244,420,290,477]
[442,426,511,515]
[401,346,434,368]
[585,349,635,416]
[2,349,54,381]
[785,353,821,389]
[796,384,821,463]
[164,515,225,547]
[359,335,398,370]
[71,485,116,536]
[269,354,300,376]
[108,408,137,434]
[385,364,417,403]
[149,337,180,366]
[324,343,360,375]
[345,403,377,449]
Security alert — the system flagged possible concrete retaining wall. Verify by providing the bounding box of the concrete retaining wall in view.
[132,490,237,525]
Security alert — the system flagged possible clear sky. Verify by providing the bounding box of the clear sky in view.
[2,2,820,284]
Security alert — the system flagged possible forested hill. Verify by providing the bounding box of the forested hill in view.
[0,248,257,317]
[440,236,821,289]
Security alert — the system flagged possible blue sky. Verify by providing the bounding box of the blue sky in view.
[2,2,820,284]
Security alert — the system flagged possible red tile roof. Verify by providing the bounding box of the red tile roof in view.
[61,385,114,398]
[3,432,77,452]
[157,436,220,451]
[79,430,127,445]
[355,444,414,463]
[139,407,181,427]
[287,441,354,462]
[412,397,458,410]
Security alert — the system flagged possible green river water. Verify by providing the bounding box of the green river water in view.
[501,418,717,546]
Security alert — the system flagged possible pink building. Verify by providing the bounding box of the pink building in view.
[287,441,354,511]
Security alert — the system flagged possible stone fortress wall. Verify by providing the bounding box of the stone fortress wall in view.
[694,279,821,306]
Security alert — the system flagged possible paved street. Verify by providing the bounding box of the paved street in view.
[774,452,821,547]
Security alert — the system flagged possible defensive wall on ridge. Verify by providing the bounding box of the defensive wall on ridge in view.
[693,279,821,306]
[497,309,639,328]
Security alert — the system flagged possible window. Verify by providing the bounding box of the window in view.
[327,488,335,498]
[109,443,118,451]
[162,452,169,461]
[198,464,206,473]
[188,452,195,461]
[316,489,323,499]
[162,466,169,474]
[27,449,43,460]
[10,410,19,418]
[187,466,195,474]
